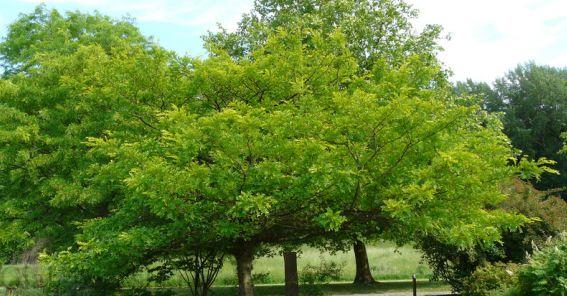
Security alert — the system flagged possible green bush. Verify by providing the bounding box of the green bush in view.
[418,180,567,293]
[300,258,345,285]
[516,235,567,296]
[298,258,345,296]
[461,262,519,296]
[418,237,503,292]
[252,272,273,284]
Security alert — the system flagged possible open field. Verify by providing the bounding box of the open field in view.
[1,243,439,294]
[123,242,432,287]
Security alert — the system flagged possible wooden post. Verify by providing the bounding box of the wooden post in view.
[413,274,417,296]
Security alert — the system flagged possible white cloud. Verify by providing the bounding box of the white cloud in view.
[14,0,566,81]
[20,0,108,5]
[17,0,253,30]
[409,0,567,82]
[0,13,7,37]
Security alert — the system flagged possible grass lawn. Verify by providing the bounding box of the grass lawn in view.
[0,264,44,288]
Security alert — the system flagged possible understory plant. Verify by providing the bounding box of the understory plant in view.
[461,262,519,296]
[516,234,567,296]
[419,180,567,293]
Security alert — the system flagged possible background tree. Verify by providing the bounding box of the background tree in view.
[454,79,502,112]
[0,5,149,76]
[456,63,567,197]
[205,0,444,73]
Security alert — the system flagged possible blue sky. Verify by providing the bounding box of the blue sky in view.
[1,0,566,82]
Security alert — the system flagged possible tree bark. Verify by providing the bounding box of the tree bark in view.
[284,251,299,296]
[235,247,255,296]
[353,240,376,285]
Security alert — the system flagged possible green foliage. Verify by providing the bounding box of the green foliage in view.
[71,33,524,290]
[300,258,345,285]
[205,0,445,73]
[454,79,501,112]
[419,180,567,292]
[458,63,567,196]
[461,262,519,296]
[0,3,538,294]
[0,5,191,264]
[516,235,567,296]
[0,5,149,75]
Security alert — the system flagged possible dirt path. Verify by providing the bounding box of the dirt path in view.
[332,291,454,296]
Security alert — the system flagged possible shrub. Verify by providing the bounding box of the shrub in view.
[418,180,567,293]
[297,257,346,296]
[252,272,272,284]
[516,235,567,296]
[461,262,519,296]
[498,180,567,262]
[418,237,503,292]
[300,258,345,285]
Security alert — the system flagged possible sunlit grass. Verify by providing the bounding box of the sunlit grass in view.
[1,242,434,293]
[123,242,432,288]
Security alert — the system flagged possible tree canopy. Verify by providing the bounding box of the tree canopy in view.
[0,2,551,296]
[0,6,191,263]
[204,0,445,73]
[48,25,528,296]
[0,5,149,76]
[456,63,567,196]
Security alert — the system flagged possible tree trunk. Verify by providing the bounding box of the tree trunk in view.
[353,240,376,285]
[284,251,299,296]
[235,247,255,296]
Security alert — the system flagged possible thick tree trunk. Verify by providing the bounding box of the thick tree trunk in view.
[353,240,376,285]
[284,251,299,296]
[235,247,255,296]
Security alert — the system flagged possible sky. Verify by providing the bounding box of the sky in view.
[0,0,566,82]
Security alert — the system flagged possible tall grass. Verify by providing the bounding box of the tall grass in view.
[1,243,432,290]
[124,242,432,288]
[0,264,45,295]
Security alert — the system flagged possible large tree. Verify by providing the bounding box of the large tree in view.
[46,24,532,296]
[0,4,543,296]
[204,0,450,284]
[0,6,191,263]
